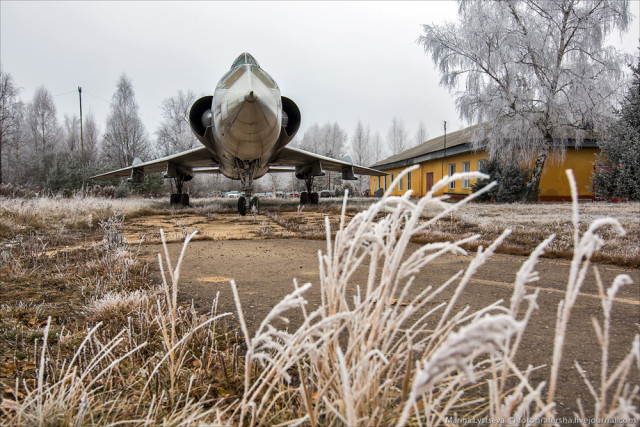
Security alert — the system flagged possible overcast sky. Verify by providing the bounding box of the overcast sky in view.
[1,1,638,153]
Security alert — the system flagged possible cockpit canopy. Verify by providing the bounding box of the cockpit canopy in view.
[231,52,259,69]
[217,53,278,90]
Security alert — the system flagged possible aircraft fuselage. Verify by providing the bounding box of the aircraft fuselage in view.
[192,53,293,181]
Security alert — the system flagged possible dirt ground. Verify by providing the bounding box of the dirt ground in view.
[136,212,640,419]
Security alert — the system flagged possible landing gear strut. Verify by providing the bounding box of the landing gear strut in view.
[235,158,260,216]
[300,175,319,205]
[170,174,192,207]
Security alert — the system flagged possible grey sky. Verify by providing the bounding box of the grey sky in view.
[1,0,638,153]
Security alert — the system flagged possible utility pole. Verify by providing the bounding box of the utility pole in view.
[78,86,85,195]
[441,121,447,178]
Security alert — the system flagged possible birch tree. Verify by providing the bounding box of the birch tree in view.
[418,0,632,201]
[102,74,150,168]
[156,90,198,156]
[0,66,21,184]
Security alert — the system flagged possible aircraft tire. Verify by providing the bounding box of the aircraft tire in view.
[250,196,259,213]
[181,194,190,207]
[300,191,309,205]
[310,192,319,204]
[238,196,247,216]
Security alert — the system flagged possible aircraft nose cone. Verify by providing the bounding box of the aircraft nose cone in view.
[245,90,257,102]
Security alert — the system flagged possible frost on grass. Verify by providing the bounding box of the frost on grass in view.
[3,169,637,426]
[230,168,638,426]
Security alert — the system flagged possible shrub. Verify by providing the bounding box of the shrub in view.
[592,57,640,201]
[472,158,532,202]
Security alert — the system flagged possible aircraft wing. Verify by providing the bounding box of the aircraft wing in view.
[271,146,387,176]
[91,146,218,180]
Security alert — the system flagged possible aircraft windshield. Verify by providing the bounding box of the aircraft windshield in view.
[218,67,245,89]
[231,53,259,69]
[251,67,277,89]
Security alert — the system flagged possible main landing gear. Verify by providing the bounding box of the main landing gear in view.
[170,174,192,207]
[300,175,319,206]
[237,195,259,216]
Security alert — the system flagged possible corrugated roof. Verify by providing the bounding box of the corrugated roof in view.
[372,124,481,169]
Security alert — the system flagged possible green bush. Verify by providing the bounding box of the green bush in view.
[472,159,532,202]
[592,58,640,201]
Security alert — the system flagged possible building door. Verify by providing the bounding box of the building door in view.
[426,172,434,192]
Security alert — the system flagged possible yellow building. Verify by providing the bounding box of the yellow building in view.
[369,126,599,201]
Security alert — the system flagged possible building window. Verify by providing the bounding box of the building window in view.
[384,175,387,190]
[477,159,488,172]
[378,176,381,189]
[399,175,403,191]
[448,164,456,189]
[462,161,470,188]
[407,171,411,190]
[391,174,394,190]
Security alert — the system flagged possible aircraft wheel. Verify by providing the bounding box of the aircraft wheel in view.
[250,196,259,213]
[310,192,319,204]
[300,191,309,205]
[238,196,247,216]
[181,194,190,207]
[170,193,180,205]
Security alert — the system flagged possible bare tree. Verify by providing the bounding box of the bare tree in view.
[371,131,386,164]
[83,110,100,164]
[350,121,372,166]
[4,103,26,184]
[0,66,22,184]
[414,121,428,146]
[299,122,348,190]
[26,86,60,183]
[387,116,408,155]
[351,120,373,193]
[101,74,150,168]
[300,122,347,158]
[156,90,198,156]
[63,114,81,154]
[418,0,632,201]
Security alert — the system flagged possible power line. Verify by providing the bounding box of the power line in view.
[52,89,77,97]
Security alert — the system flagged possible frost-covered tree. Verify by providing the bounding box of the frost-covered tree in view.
[63,114,80,154]
[592,57,640,200]
[415,121,429,146]
[418,0,632,201]
[387,117,408,155]
[299,122,348,190]
[350,120,372,166]
[26,86,60,184]
[0,66,22,184]
[101,74,150,168]
[156,90,198,157]
[83,110,100,164]
[350,120,373,193]
[371,130,386,164]
[299,122,347,158]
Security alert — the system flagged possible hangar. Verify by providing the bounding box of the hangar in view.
[369,125,599,201]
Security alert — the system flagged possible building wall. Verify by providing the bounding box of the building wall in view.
[370,148,598,200]
[538,147,598,200]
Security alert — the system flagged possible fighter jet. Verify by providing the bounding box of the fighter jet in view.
[92,53,386,215]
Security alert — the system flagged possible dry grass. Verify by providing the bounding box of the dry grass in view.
[0,171,638,425]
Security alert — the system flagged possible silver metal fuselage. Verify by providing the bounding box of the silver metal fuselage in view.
[206,59,283,180]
